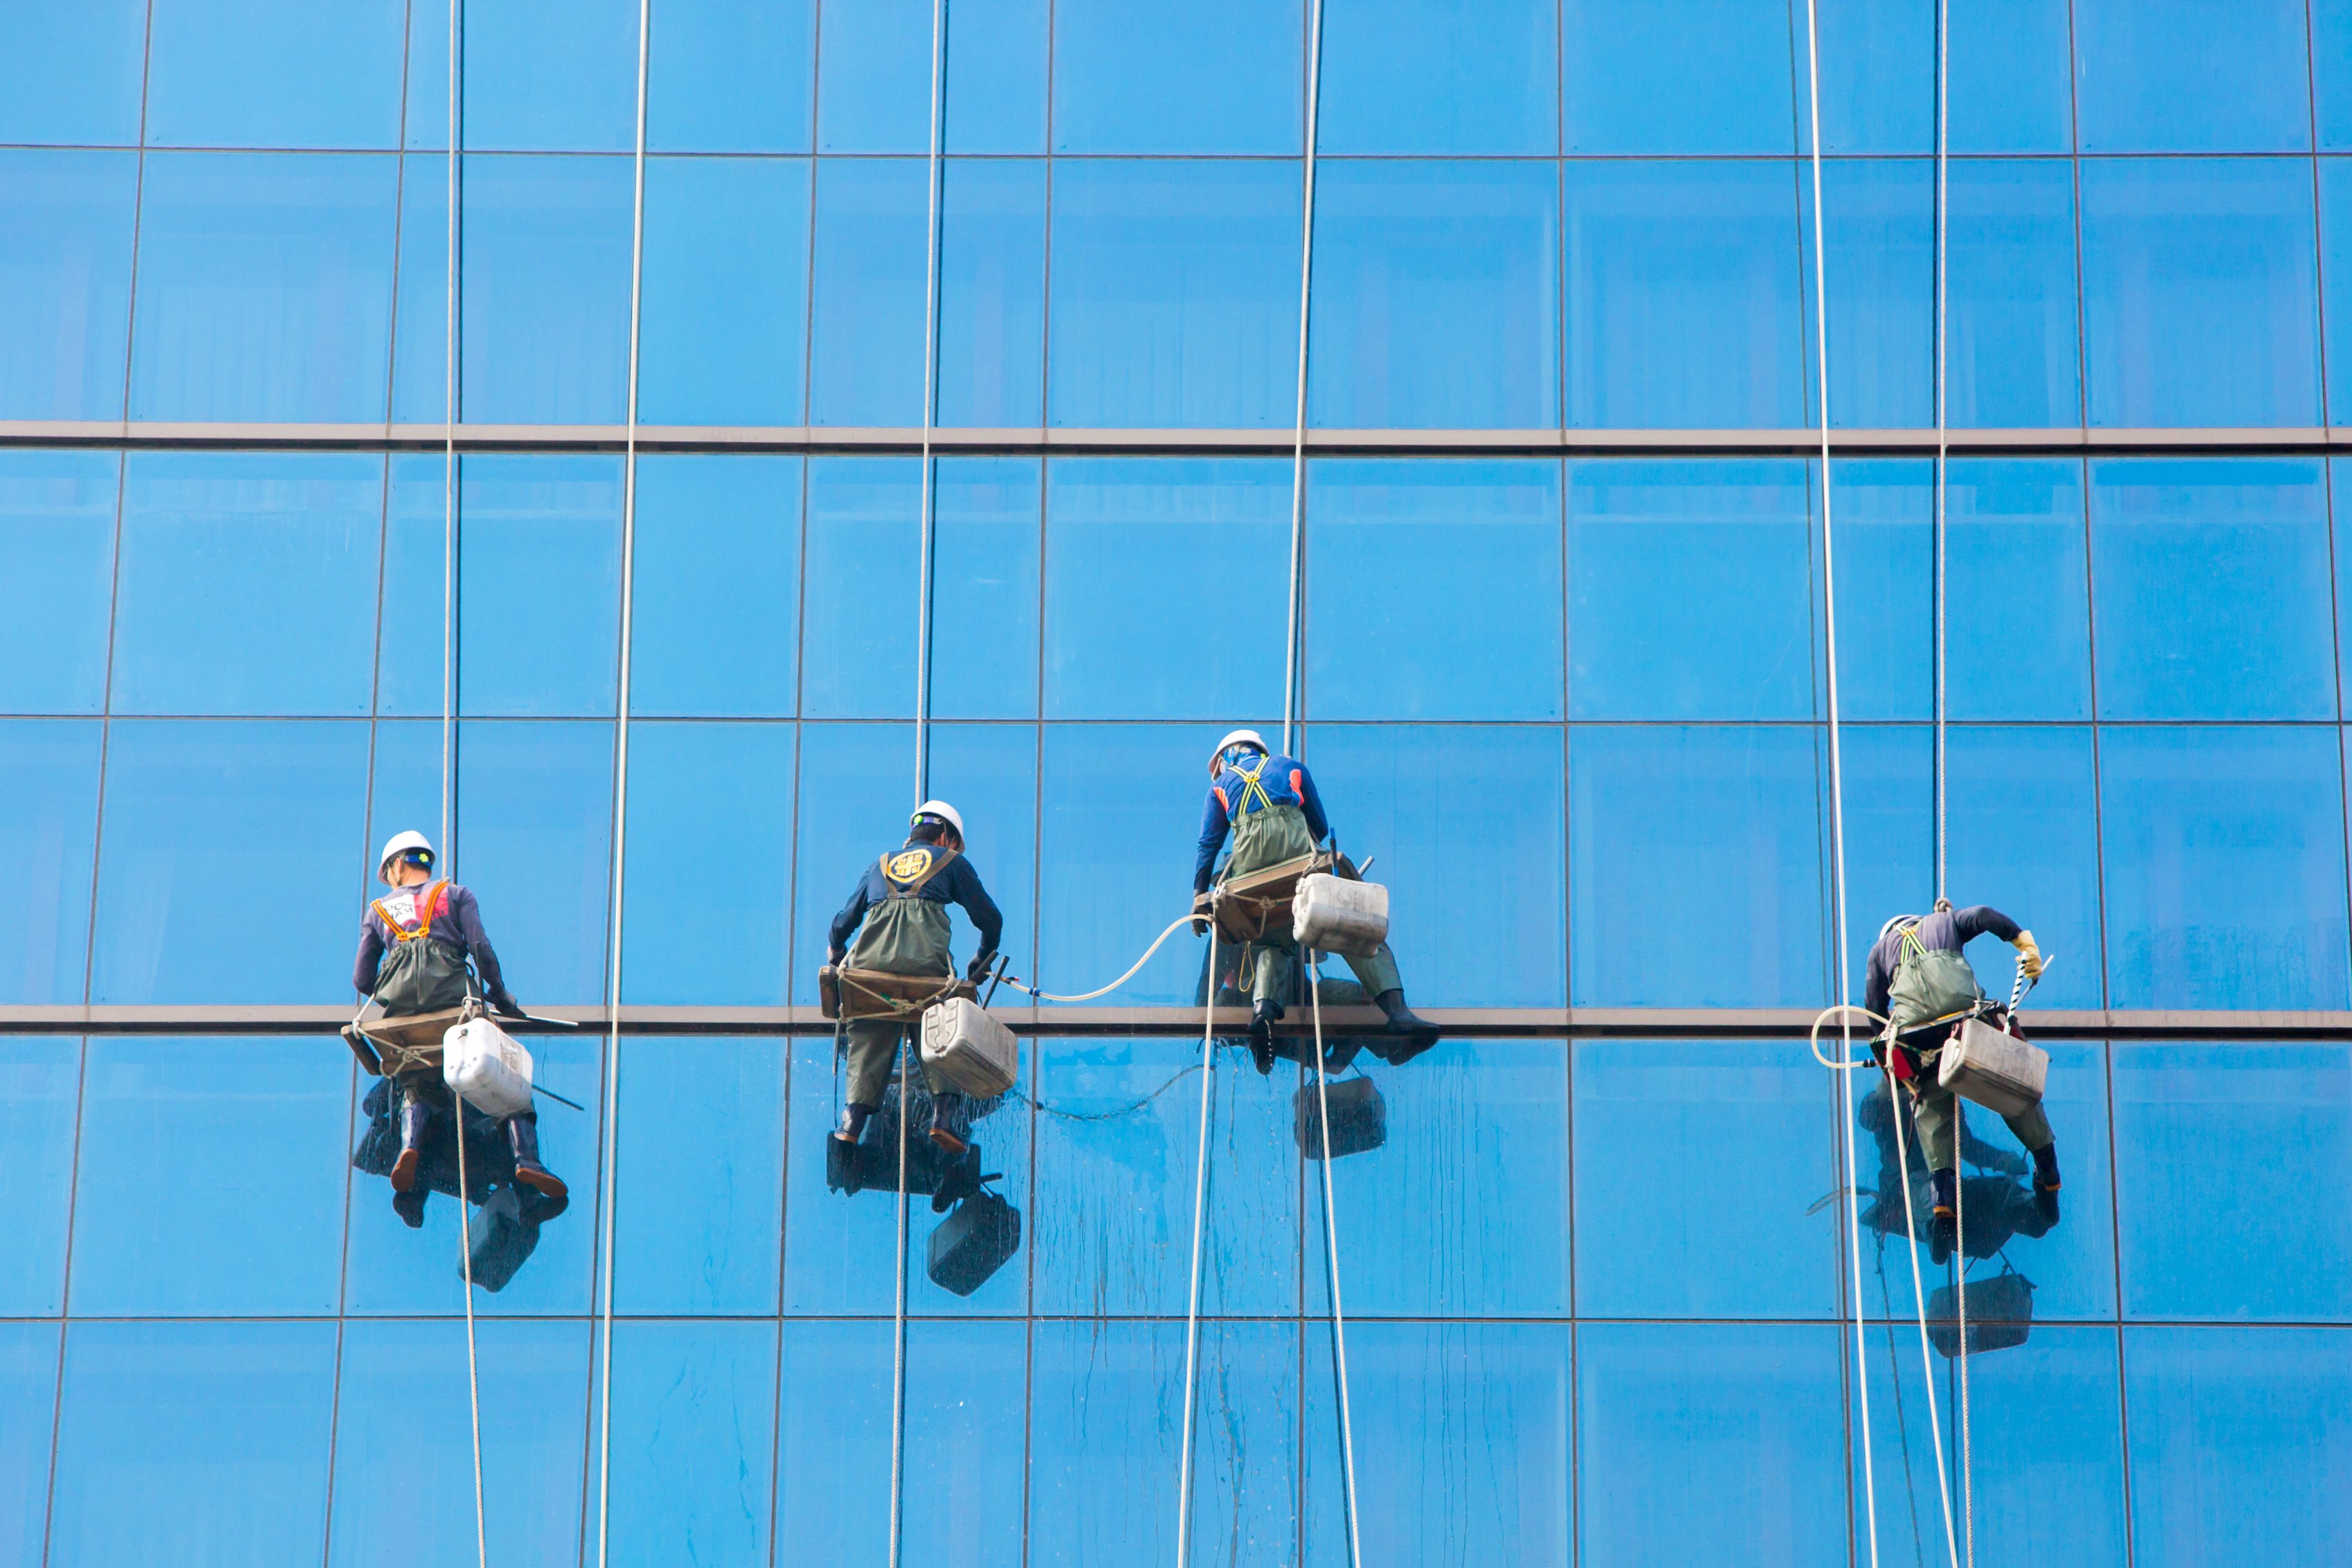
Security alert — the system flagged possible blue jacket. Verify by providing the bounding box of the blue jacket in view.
[828,838,1005,960]
[1194,752,1331,892]
[1863,905,2022,1022]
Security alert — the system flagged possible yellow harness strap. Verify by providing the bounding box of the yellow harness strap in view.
[1231,755,1276,817]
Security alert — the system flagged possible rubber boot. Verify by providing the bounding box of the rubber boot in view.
[1249,1000,1281,1075]
[1928,1167,1958,1265]
[2032,1143,2062,1226]
[1373,989,1440,1064]
[929,1091,970,1156]
[392,1187,428,1228]
[931,1143,982,1215]
[837,1102,875,1145]
[505,1114,568,1202]
[390,1098,432,1193]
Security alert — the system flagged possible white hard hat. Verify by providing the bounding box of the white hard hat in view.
[378,829,435,881]
[1209,728,1268,773]
[911,800,965,840]
[1877,913,1919,944]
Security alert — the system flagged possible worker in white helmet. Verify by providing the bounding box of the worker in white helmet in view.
[1195,730,1437,1073]
[351,830,562,1228]
[826,801,1005,1197]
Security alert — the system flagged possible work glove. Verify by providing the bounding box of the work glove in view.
[966,950,999,983]
[2010,931,2044,980]
[489,988,525,1019]
[826,946,847,968]
[1191,889,1213,933]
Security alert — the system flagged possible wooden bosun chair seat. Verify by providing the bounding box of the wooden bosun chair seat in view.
[818,965,978,1023]
[342,1004,475,1078]
[1210,850,1353,946]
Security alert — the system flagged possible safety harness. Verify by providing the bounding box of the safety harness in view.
[368,880,476,1015]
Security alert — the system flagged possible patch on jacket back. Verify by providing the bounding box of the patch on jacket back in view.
[888,847,936,882]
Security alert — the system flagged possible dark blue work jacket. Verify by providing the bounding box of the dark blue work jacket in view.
[1193,752,1332,892]
[828,838,1005,958]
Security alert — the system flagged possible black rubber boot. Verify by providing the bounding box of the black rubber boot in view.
[392,1187,428,1228]
[390,1098,432,1194]
[837,1102,876,1144]
[2032,1143,2062,1225]
[1373,989,1440,1064]
[505,1114,568,1203]
[1928,1167,1958,1265]
[931,1143,982,1214]
[1249,1000,1281,1075]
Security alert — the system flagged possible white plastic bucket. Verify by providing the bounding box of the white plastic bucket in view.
[1292,873,1389,956]
[443,1016,535,1118]
[921,997,1019,1098]
[1937,1017,2048,1118]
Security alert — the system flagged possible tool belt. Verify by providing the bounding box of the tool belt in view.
[1209,850,1358,946]
[819,965,978,1022]
[342,998,483,1079]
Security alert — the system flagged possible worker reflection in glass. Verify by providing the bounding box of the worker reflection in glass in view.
[1193,729,1437,1074]
[827,800,1003,1158]
[352,831,565,1226]
[1865,899,2055,1257]
[1856,1082,2057,1256]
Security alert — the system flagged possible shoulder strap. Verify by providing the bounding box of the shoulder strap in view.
[1232,756,1275,816]
[881,845,960,896]
[371,880,449,942]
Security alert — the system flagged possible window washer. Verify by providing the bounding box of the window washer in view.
[353,830,564,1226]
[1864,899,2055,1257]
[827,802,1003,1161]
[1192,730,1436,1075]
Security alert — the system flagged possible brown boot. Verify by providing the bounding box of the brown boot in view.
[505,1114,567,1201]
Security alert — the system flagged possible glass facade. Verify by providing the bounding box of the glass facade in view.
[6,3,2351,1565]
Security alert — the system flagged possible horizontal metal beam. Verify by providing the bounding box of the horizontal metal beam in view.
[4,1003,2346,1040]
[0,420,2344,459]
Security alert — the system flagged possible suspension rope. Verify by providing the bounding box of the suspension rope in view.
[886,1041,914,1568]
[1886,1063,1964,1568]
[1172,927,1220,1568]
[1279,0,1328,756]
[591,0,653,1562]
[1306,955,1363,1568]
[1933,0,1949,910]
[1798,0,1881,1558]
[910,0,947,801]
[439,6,488,1565]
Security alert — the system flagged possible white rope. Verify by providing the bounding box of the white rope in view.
[1798,1,1880,1558]
[1279,0,1328,756]
[1886,1066,1963,1568]
[911,0,947,801]
[886,1043,913,1568]
[1956,1118,1975,1568]
[440,8,487,1566]
[1306,955,1363,1568]
[1173,927,1219,1568]
[593,0,652,1561]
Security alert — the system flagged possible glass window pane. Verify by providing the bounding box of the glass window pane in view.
[1302,1041,1568,1316]
[943,0,1048,153]
[2080,158,2323,429]
[1831,725,1931,996]
[1305,458,1563,719]
[1569,725,1825,1007]
[145,0,405,150]
[1051,0,1301,155]
[2098,725,2351,1010]
[454,455,622,719]
[1563,0,1794,154]
[1949,0,2074,152]
[809,158,927,426]
[1948,159,2082,428]
[1814,0,1931,154]
[327,1321,588,1568]
[638,155,810,425]
[0,1039,80,1315]
[802,457,920,718]
[815,0,933,153]
[1031,1038,1296,1315]
[50,1322,337,1567]
[110,452,384,717]
[67,1037,349,1315]
[647,0,814,154]
[455,0,638,152]
[1945,726,2105,1012]
[2115,1044,2352,1321]
[613,1037,783,1312]
[1,722,102,1007]
[2325,3,2352,151]
[630,455,802,717]
[1568,459,1814,720]
[1028,1319,1297,1559]
[0,1324,58,1568]
[1043,458,1289,719]
[387,156,453,423]
[0,150,138,421]
[129,152,400,422]
[2125,1326,2352,1568]
[778,1036,896,1313]
[936,158,1046,428]
[1814,159,1932,428]
[621,722,795,1004]
[1827,459,1931,721]
[2073,0,2312,152]
[1319,0,1557,155]
[1946,459,2092,720]
[2324,160,2352,422]
[789,723,917,1005]
[91,720,370,1005]
[0,0,147,145]
[451,719,616,1006]
[1037,723,1249,1007]
[373,457,453,715]
[1046,160,1301,429]
[1562,161,1807,429]
[605,1322,777,1565]
[1308,160,1561,430]
[0,450,119,714]
[1577,1324,1848,1568]
[1301,725,1565,1007]
[1859,1328,2127,1568]
[2089,458,2335,720]
[1304,1323,1572,1565]
[1574,1041,1838,1318]
[925,721,1039,976]
[929,458,1040,720]
[451,154,635,424]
